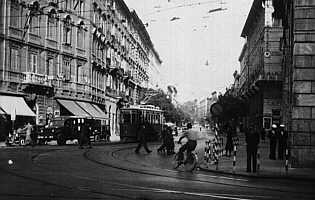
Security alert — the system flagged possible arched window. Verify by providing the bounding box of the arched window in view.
[63,16,72,45]
[77,21,85,48]
[47,9,57,39]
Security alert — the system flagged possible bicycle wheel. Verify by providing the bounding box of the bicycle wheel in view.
[184,152,198,172]
[172,153,181,169]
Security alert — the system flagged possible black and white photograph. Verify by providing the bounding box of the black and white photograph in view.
[0,0,315,199]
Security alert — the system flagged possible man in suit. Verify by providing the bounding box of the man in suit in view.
[245,126,260,172]
[135,123,152,154]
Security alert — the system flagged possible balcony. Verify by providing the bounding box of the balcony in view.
[249,70,282,87]
[21,72,54,95]
[55,80,92,100]
[238,70,283,98]
[22,72,52,87]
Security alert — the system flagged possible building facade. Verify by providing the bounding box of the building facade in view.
[0,0,161,141]
[238,0,283,131]
[197,92,217,126]
[273,0,315,167]
[236,0,315,166]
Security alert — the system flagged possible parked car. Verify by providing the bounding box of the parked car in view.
[5,124,43,146]
[5,128,26,146]
[39,116,103,145]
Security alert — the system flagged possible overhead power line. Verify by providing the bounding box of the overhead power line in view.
[144,0,221,16]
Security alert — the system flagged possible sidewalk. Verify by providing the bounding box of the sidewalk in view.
[199,136,315,181]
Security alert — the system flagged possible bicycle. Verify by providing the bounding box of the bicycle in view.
[172,142,199,172]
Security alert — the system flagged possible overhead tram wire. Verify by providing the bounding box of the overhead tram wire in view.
[144,0,221,16]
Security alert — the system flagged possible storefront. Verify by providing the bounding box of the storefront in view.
[0,95,36,140]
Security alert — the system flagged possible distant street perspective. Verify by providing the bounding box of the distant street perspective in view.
[1,0,315,200]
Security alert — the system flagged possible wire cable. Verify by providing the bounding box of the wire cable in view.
[144,0,220,16]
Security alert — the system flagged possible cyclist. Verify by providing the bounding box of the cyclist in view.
[175,123,198,167]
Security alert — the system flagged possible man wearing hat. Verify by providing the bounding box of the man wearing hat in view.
[277,124,288,160]
[268,124,278,160]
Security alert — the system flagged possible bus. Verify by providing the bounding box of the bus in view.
[120,105,164,142]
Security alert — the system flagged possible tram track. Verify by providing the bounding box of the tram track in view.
[0,148,133,200]
[0,145,314,199]
[83,146,315,197]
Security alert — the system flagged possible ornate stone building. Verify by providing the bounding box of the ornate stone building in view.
[238,0,283,130]
[0,0,161,141]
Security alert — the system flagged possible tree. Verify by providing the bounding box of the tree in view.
[216,93,247,122]
[146,90,190,124]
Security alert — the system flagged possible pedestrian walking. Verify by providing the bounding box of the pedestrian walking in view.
[277,124,288,160]
[86,123,92,148]
[245,126,260,173]
[24,122,33,146]
[78,119,90,149]
[268,124,277,160]
[135,123,152,154]
[260,127,266,141]
[225,126,233,157]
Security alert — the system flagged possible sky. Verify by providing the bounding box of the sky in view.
[124,0,254,103]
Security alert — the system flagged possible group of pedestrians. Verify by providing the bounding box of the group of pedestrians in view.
[157,124,175,155]
[244,124,288,173]
[268,124,288,160]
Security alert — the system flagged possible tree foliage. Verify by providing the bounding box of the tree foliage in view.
[216,94,247,122]
[146,90,191,124]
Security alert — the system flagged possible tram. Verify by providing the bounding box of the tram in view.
[120,105,164,142]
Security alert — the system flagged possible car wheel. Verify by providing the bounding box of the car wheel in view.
[57,134,66,145]
[19,139,25,146]
[94,135,100,142]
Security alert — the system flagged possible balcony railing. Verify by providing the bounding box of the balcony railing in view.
[22,72,52,87]
[249,70,282,86]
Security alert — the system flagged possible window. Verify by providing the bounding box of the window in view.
[63,59,71,81]
[30,15,40,35]
[63,16,72,44]
[10,0,20,27]
[46,58,55,76]
[77,65,84,83]
[77,27,84,48]
[64,0,71,10]
[29,53,38,73]
[70,62,76,81]
[10,48,19,71]
[263,117,272,130]
[47,12,57,39]
[78,1,84,16]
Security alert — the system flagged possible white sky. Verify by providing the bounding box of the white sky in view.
[124,0,253,102]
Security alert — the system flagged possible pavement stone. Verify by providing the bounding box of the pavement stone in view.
[199,135,315,181]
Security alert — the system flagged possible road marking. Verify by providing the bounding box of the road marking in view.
[103,183,262,200]
[106,188,270,199]
[163,169,248,182]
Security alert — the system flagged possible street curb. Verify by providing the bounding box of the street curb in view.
[199,166,315,182]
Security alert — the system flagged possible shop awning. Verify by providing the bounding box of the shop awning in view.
[76,101,107,119]
[57,99,90,117]
[92,104,107,119]
[0,107,5,115]
[0,95,35,117]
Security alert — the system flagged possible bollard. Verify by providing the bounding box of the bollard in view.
[204,141,208,162]
[221,137,224,157]
[214,131,219,170]
[257,149,260,172]
[232,145,236,173]
[285,148,289,174]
